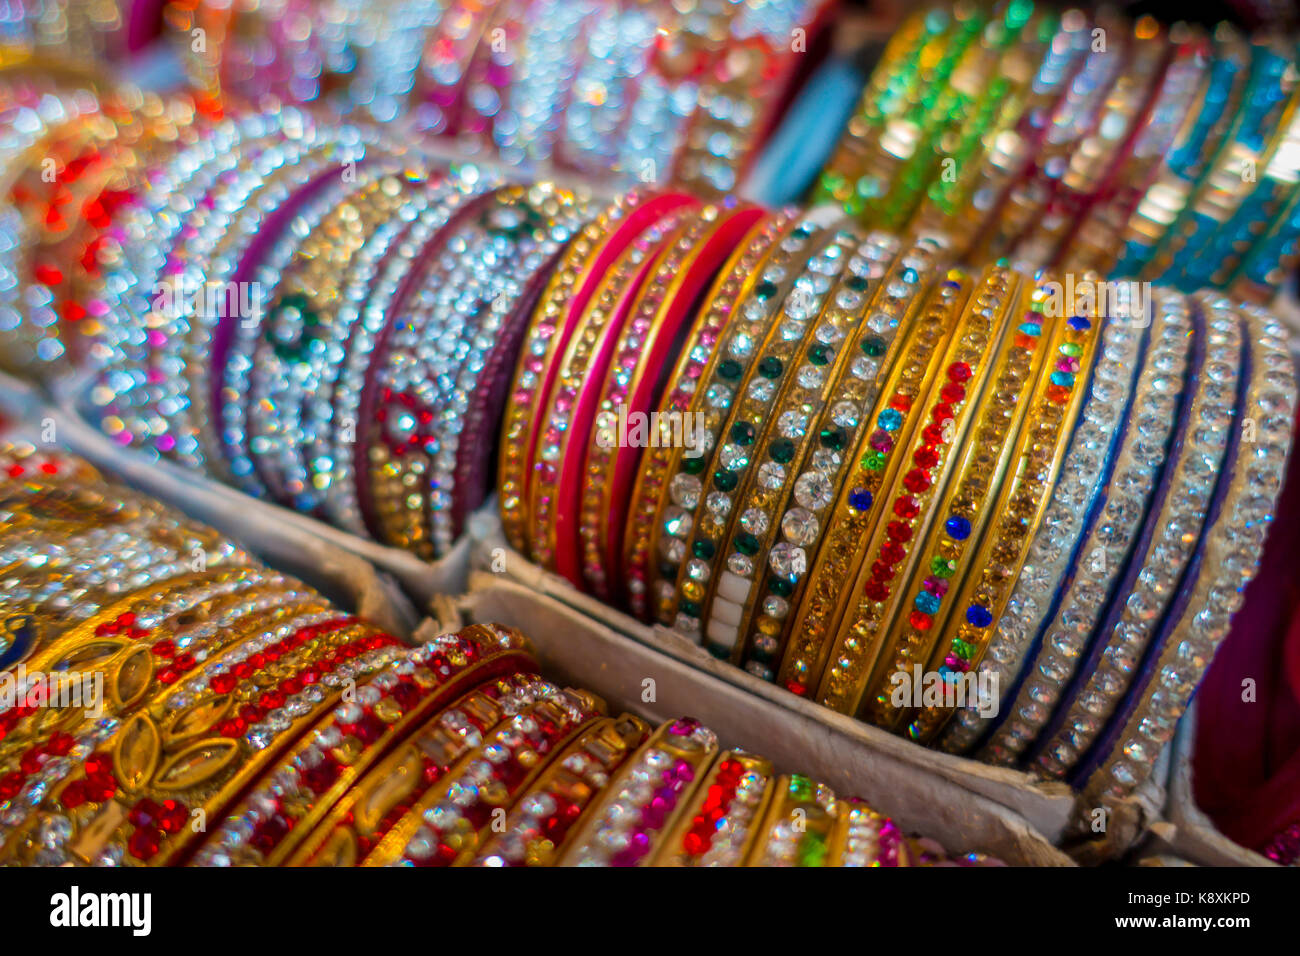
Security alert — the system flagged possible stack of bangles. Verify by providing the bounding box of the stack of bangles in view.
[0,443,997,867]
[167,0,836,195]
[816,4,1300,296]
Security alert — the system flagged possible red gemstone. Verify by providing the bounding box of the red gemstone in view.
[902,468,932,493]
[59,779,86,808]
[921,423,947,445]
[887,392,912,412]
[863,579,890,602]
[930,403,954,425]
[947,362,971,383]
[880,541,906,566]
[886,520,912,542]
[1046,384,1070,404]
[0,771,24,800]
[210,673,237,695]
[784,680,808,696]
[127,826,163,860]
[893,496,920,519]
[909,611,933,631]
[940,383,965,404]
[913,445,940,468]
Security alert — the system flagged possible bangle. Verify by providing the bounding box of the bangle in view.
[829,799,914,867]
[285,671,561,867]
[498,192,694,554]
[230,163,416,502]
[856,273,1068,728]
[774,268,975,695]
[806,267,1025,712]
[622,209,795,619]
[1010,17,1169,270]
[736,236,953,679]
[470,712,653,867]
[652,749,776,867]
[191,633,541,866]
[745,773,837,866]
[649,207,844,628]
[1030,295,1242,778]
[968,290,1193,763]
[664,223,863,641]
[1069,30,1212,275]
[322,168,494,537]
[526,202,697,580]
[579,200,765,599]
[1077,301,1295,806]
[704,227,919,664]
[365,686,606,866]
[556,716,720,866]
[902,278,1106,742]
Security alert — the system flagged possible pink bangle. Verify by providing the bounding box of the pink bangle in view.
[579,200,766,599]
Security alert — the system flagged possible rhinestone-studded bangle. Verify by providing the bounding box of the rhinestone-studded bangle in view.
[965,290,1192,763]
[652,750,775,867]
[1030,295,1243,778]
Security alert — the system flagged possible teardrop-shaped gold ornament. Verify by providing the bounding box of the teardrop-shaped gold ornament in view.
[152,738,239,791]
[113,713,161,793]
[109,646,155,711]
[162,695,232,747]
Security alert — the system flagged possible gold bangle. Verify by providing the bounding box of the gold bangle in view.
[652,749,776,867]
[812,266,1026,716]
[773,267,973,695]
[743,773,838,867]
[886,275,1103,740]
[470,712,653,867]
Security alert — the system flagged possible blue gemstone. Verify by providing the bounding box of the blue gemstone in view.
[966,605,993,628]
[945,515,971,540]
[877,408,903,432]
[1018,321,1042,336]
[849,488,874,511]
[914,592,941,615]
[1050,371,1075,388]
[1068,316,1092,330]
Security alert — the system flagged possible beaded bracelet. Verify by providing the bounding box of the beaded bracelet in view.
[665,224,863,640]
[649,207,843,628]
[526,204,697,580]
[1030,296,1242,778]
[903,280,1104,743]
[855,274,1073,729]
[967,290,1192,763]
[579,200,765,599]
[498,192,694,554]
[805,267,1025,712]
[735,236,951,679]
[652,749,775,867]
[1077,302,1295,807]
[286,671,561,866]
[470,712,653,867]
[622,210,794,619]
[556,715,719,866]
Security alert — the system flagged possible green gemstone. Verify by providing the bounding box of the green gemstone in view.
[861,450,886,471]
[788,775,814,801]
[769,577,794,597]
[731,422,756,445]
[951,637,974,658]
[717,359,743,380]
[819,427,846,450]
[735,532,760,556]
[714,470,738,491]
[680,599,701,618]
[930,556,956,578]
[693,539,716,560]
[846,274,870,293]
[1059,342,1083,357]
[770,439,795,463]
[861,335,886,357]
[682,456,705,475]
[798,834,828,868]
[755,279,779,300]
[758,357,783,379]
[808,345,831,366]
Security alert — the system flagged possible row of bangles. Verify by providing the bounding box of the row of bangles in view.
[0,442,996,867]
[2,6,1300,864]
[148,0,1300,288]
